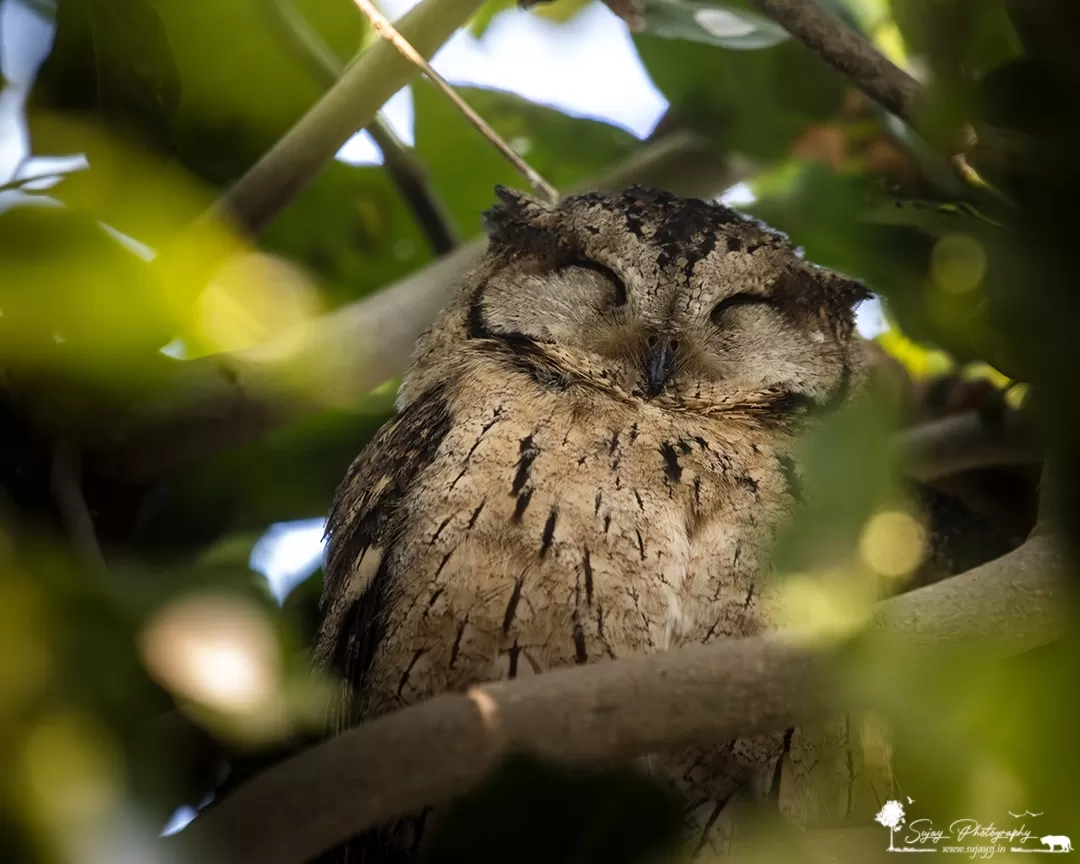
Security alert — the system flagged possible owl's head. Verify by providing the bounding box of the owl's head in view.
[407,186,870,421]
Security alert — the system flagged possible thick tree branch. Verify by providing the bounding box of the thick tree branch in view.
[171,533,1064,864]
[87,134,749,482]
[209,0,484,237]
[263,0,458,255]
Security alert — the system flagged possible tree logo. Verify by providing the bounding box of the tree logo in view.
[874,800,934,853]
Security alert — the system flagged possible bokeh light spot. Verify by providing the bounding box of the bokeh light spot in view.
[859,510,926,578]
[139,593,280,718]
[931,233,986,295]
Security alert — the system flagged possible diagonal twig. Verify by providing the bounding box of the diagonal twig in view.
[351,0,560,204]
[263,0,458,255]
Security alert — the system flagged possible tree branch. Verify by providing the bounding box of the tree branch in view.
[898,408,1038,482]
[743,0,1027,174]
[263,0,458,255]
[746,0,922,124]
[171,533,1064,864]
[207,0,485,238]
[87,134,749,482]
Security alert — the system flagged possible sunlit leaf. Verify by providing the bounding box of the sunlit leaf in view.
[638,0,791,49]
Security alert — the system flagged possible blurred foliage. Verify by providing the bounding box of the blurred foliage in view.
[2,0,1080,860]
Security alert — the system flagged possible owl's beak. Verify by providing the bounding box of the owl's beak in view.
[644,337,678,398]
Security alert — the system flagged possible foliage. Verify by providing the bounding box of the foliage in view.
[1,0,1079,860]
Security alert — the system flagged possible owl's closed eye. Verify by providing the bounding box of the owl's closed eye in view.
[457,185,868,417]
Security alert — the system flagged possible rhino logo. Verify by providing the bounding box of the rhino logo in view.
[1041,835,1073,853]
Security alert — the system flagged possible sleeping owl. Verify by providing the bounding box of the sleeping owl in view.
[312,185,871,861]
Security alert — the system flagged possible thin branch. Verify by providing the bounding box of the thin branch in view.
[366,119,458,255]
[351,0,559,204]
[86,133,747,482]
[898,409,1038,483]
[742,0,1028,175]
[170,533,1064,864]
[746,0,922,124]
[264,0,457,255]
[203,0,487,237]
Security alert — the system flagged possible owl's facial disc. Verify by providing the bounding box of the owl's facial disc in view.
[468,185,870,417]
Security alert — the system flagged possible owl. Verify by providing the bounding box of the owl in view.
[313,185,870,861]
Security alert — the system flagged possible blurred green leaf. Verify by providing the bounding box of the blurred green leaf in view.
[159,0,367,186]
[0,204,170,373]
[889,0,1021,77]
[889,0,1021,149]
[28,0,368,190]
[772,394,898,573]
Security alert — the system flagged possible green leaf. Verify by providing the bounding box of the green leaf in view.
[413,85,638,238]
[639,0,791,49]
[634,33,846,160]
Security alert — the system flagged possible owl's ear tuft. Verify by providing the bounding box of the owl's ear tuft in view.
[484,185,560,257]
[494,185,540,209]
[827,273,873,309]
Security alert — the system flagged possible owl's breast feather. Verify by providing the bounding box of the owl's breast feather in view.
[361,383,792,712]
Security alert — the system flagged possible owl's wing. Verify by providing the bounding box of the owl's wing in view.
[314,383,453,729]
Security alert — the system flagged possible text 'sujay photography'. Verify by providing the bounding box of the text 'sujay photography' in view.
[0,0,1075,862]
